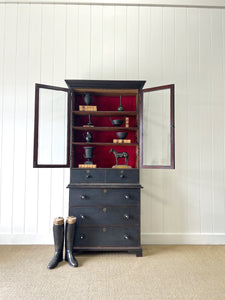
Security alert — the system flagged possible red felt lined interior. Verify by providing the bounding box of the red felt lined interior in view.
[72,94,138,168]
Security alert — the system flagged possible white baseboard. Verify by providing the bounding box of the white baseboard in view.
[0,234,53,245]
[141,233,225,245]
[0,233,225,245]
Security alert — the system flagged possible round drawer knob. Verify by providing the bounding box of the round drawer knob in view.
[80,234,85,240]
[80,214,85,220]
[123,214,129,220]
[124,234,129,240]
[80,195,86,200]
[125,195,130,199]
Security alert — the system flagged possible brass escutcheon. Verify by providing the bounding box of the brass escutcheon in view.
[102,227,107,232]
[102,207,107,213]
[103,189,107,194]
[86,170,90,173]
[120,170,124,174]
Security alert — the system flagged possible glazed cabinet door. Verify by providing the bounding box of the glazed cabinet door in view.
[33,84,71,168]
[140,84,175,169]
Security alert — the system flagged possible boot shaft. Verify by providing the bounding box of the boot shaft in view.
[53,217,64,252]
[65,216,77,250]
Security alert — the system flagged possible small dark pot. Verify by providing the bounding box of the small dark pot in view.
[116,132,128,139]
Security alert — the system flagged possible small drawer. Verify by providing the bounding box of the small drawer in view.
[105,169,139,183]
[69,188,102,206]
[74,226,140,247]
[70,206,140,226]
[70,169,105,183]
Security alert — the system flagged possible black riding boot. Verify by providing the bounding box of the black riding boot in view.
[65,216,78,267]
[47,217,64,269]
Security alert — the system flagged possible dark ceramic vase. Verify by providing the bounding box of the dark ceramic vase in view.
[83,93,94,105]
[83,146,95,164]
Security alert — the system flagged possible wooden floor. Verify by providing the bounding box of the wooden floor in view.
[0,245,224,300]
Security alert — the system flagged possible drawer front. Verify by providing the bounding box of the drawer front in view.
[70,169,105,183]
[69,188,140,206]
[74,226,140,247]
[105,169,139,183]
[70,206,140,226]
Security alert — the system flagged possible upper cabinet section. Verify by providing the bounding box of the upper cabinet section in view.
[33,80,175,169]
[66,80,144,169]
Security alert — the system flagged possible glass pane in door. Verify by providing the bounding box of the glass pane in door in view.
[142,84,174,168]
[34,84,70,167]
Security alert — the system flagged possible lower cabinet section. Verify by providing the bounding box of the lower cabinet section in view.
[74,226,140,247]
[68,169,142,256]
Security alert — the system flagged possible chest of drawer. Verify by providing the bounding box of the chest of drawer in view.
[105,169,139,183]
[69,188,140,206]
[74,226,140,247]
[70,169,105,183]
[70,206,139,226]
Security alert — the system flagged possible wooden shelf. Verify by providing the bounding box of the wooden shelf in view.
[72,126,137,131]
[72,142,137,146]
[72,111,137,116]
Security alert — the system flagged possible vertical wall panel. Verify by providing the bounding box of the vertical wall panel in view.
[50,5,67,228]
[0,5,18,233]
[210,9,225,233]
[139,7,152,233]
[65,5,79,79]
[102,5,115,78]
[77,5,91,78]
[126,6,139,79]
[38,4,54,234]
[90,5,103,79]
[115,6,127,79]
[0,3,225,244]
[161,8,179,233]
[0,4,5,226]
[24,4,41,234]
[186,8,201,233]
[12,4,30,233]
[174,8,189,233]
[199,9,214,233]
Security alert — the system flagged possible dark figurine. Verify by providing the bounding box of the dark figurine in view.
[83,131,93,142]
[110,149,129,165]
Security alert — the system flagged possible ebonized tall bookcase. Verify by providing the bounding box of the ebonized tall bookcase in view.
[33,80,175,256]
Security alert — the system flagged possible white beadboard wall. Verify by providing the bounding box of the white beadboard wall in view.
[0,2,225,244]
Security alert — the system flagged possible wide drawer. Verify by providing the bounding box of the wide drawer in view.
[70,169,105,183]
[70,206,140,226]
[74,226,140,247]
[69,188,140,206]
[105,169,139,183]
